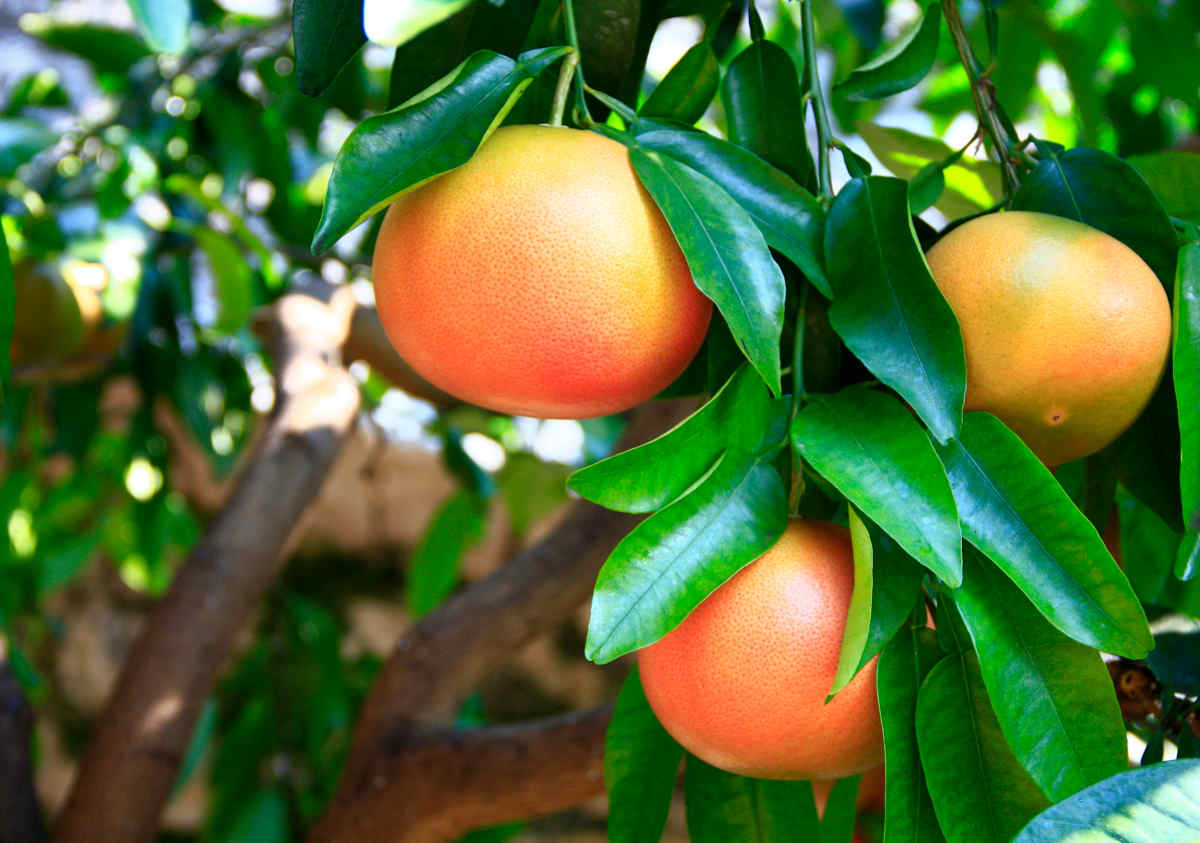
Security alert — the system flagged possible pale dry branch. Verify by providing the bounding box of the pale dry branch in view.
[51,289,361,843]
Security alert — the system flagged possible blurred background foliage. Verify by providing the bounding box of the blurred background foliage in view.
[0,0,1198,839]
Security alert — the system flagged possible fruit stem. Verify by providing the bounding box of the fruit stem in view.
[550,50,579,127]
[801,0,834,200]
[562,0,593,125]
[940,0,1031,195]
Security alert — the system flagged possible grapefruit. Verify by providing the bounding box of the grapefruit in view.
[639,519,884,780]
[925,211,1170,466]
[370,124,712,419]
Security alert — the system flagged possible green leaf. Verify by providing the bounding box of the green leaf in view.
[20,21,152,77]
[293,0,365,96]
[917,652,1050,843]
[0,118,57,178]
[1109,381,1183,534]
[1013,760,1200,843]
[933,413,1153,658]
[877,623,945,843]
[908,163,945,215]
[636,129,828,296]
[953,547,1129,801]
[824,176,966,443]
[721,35,814,189]
[37,534,98,595]
[630,148,785,395]
[407,490,486,617]
[1011,147,1178,291]
[0,225,11,395]
[1176,242,1200,551]
[1146,629,1200,698]
[568,364,766,513]
[1129,151,1200,226]
[223,788,291,843]
[832,508,927,696]
[855,122,1003,219]
[640,41,719,125]
[684,757,821,843]
[791,388,962,586]
[834,2,941,101]
[821,775,863,843]
[126,0,189,53]
[605,666,684,843]
[192,229,254,335]
[311,47,569,253]
[586,447,788,663]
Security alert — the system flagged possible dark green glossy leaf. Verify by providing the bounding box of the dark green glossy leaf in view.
[917,653,1050,843]
[934,413,1153,658]
[0,118,57,178]
[586,448,788,663]
[1115,486,1179,605]
[856,122,1003,219]
[1147,629,1200,698]
[1129,152,1200,226]
[223,788,290,843]
[605,666,684,843]
[406,490,486,617]
[293,0,365,96]
[877,622,945,843]
[954,547,1128,801]
[1011,147,1178,291]
[721,36,814,189]
[631,148,785,395]
[640,41,719,125]
[821,775,862,843]
[832,507,927,695]
[792,388,962,585]
[684,757,821,843]
[127,0,189,53]
[824,176,966,443]
[568,364,767,513]
[636,129,828,295]
[835,0,884,51]
[908,163,945,215]
[1110,381,1184,534]
[0,225,10,394]
[312,47,569,252]
[1176,243,1200,554]
[1177,532,1200,583]
[834,2,941,101]
[1013,760,1200,843]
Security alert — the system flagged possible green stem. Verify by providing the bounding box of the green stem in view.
[801,0,834,200]
[549,51,579,127]
[562,0,593,125]
[941,0,1030,194]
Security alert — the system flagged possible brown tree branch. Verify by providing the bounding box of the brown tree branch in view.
[310,398,696,843]
[51,289,362,843]
[313,707,613,843]
[0,657,44,843]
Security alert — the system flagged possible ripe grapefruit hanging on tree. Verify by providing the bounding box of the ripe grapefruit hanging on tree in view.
[925,210,1170,466]
[370,124,712,419]
[638,519,884,781]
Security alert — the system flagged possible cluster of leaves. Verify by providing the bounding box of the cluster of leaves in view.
[301,0,1200,841]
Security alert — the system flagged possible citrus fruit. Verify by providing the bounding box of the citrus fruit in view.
[639,519,884,780]
[925,210,1170,466]
[370,124,712,419]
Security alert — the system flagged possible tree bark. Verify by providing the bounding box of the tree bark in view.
[0,658,43,843]
[51,289,361,843]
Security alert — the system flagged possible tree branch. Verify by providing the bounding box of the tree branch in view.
[310,398,696,842]
[313,707,612,843]
[0,657,44,843]
[51,289,362,843]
